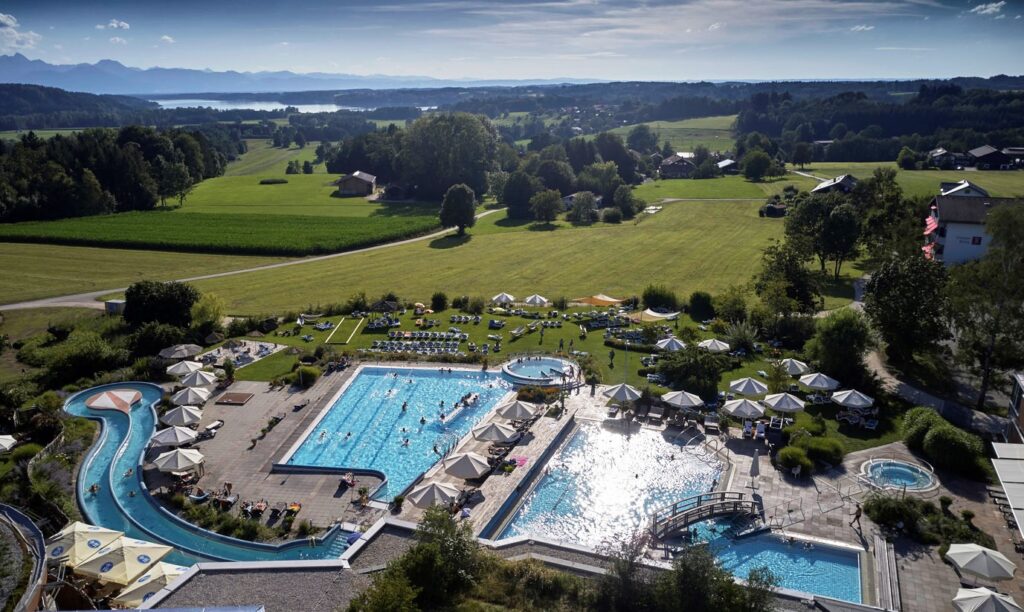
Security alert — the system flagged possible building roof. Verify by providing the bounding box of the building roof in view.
[939,180,990,197]
[933,195,1024,225]
[810,174,858,193]
[339,171,376,184]
[661,153,695,166]
[716,158,737,168]
[929,147,949,158]
[1003,147,1024,157]
[968,144,999,158]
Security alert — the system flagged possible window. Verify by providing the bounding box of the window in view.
[971,236,983,246]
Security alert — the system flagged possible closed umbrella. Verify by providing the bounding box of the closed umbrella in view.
[407,482,460,508]
[472,421,518,442]
[722,399,765,419]
[661,390,703,409]
[166,361,202,377]
[954,587,1022,612]
[491,292,515,304]
[46,522,122,566]
[112,562,190,608]
[604,383,641,402]
[730,377,768,395]
[179,370,217,388]
[947,544,1017,582]
[150,426,198,447]
[656,337,687,351]
[443,452,491,479]
[170,387,210,406]
[799,372,839,391]
[750,448,760,489]
[831,389,874,409]
[524,294,549,307]
[72,537,172,586]
[763,393,806,413]
[160,405,203,427]
[158,344,202,360]
[153,448,205,473]
[0,435,16,452]
[498,401,540,420]
[698,339,730,353]
[780,358,810,376]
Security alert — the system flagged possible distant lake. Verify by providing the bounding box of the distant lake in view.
[150,99,368,113]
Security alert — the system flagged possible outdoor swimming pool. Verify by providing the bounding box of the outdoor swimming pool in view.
[501,357,575,386]
[862,459,937,491]
[67,382,353,564]
[501,423,722,546]
[284,366,512,499]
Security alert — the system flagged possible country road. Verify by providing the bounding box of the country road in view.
[0,208,504,312]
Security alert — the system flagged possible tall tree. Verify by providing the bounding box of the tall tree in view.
[502,171,541,219]
[439,183,477,236]
[397,113,497,200]
[535,159,576,196]
[791,142,812,168]
[567,191,597,225]
[529,189,563,225]
[626,124,658,153]
[742,150,772,182]
[805,308,872,383]
[864,255,949,363]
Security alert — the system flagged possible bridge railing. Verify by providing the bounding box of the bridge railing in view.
[652,499,760,540]
[650,491,747,525]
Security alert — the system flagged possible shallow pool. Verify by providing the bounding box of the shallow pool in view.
[502,357,574,385]
[285,366,512,499]
[863,459,936,491]
[501,423,722,546]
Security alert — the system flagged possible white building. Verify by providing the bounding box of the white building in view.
[924,194,1024,264]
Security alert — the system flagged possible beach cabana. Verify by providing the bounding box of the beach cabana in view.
[46,522,122,566]
[111,562,190,608]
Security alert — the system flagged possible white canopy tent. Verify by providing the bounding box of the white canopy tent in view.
[638,309,680,321]
[656,337,687,351]
[524,294,549,306]
[698,338,730,353]
[491,292,515,304]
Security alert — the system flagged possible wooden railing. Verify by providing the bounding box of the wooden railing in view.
[650,491,759,540]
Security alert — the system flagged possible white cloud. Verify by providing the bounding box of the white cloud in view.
[108,36,127,45]
[1016,14,1022,19]
[277,41,289,46]
[850,24,875,31]
[969,1,1006,16]
[707,22,724,31]
[97,19,130,30]
[160,35,175,44]
[0,12,41,52]
[995,13,1006,19]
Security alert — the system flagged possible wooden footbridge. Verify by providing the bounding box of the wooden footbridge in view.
[650,491,761,540]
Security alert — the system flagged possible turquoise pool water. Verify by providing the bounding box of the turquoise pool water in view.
[285,366,512,499]
[502,357,573,383]
[67,382,352,564]
[501,423,722,546]
[864,460,936,491]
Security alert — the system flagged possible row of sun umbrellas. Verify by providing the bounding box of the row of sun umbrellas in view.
[491,292,549,306]
[945,544,1022,611]
[46,522,187,606]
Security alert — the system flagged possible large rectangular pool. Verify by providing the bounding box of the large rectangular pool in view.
[285,366,512,498]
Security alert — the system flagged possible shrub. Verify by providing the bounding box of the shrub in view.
[451,295,468,310]
[922,424,983,470]
[777,446,813,475]
[688,291,715,320]
[296,519,316,537]
[902,406,946,451]
[130,322,185,357]
[725,320,758,353]
[795,436,845,466]
[517,386,559,404]
[430,292,448,312]
[8,443,42,463]
[288,365,321,389]
[602,207,622,224]
[864,496,927,534]
[960,509,975,524]
[259,178,288,185]
[464,297,485,315]
[642,285,678,311]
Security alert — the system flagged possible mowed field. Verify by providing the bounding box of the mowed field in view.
[796,162,1024,198]
[609,115,736,152]
[224,139,325,176]
[633,174,818,202]
[187,200,795,315]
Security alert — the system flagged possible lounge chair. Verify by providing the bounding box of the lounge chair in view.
[742,421,753,438]
[510,326,527,339]
[755,422,766,440]
[862,419,879,430]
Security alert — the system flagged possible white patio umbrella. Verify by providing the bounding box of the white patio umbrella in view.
[954,587,1022,612]
[407,481,460,508]
[150,426,197,447]
[750,448,760,488]
[170,387,210,406]
[947,544,1017,582]
[153,448,205,473]
[524,294,549,307]
[498,401,540,420]
[656,337,687,351]
[730,377,768,395]
[158,344,202,360]
[491,292,515,304]
[71,537,172,586]
[166,360,202,377]
[179,370,217,388]
[604,383,642,402]
[831,389,875,409]
[472,421,518,442]
[780,358,810,376]
[661,390,703,409]
[763,393,806,413]
[112,562,191,608]
[46,522,123,566]
[0,435,16,452]
[799,372,839,391]
[443,452,492,479]
[160,405,203,427]
[722,399,765,419]
[698,338,731,353]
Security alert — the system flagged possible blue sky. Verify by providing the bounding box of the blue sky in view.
[1,0,1022,80]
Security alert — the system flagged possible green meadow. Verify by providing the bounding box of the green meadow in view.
[609,116,737,152]
[795,162,1024,198]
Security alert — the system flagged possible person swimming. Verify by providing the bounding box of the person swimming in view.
[124,468,134,478]
[401,427,407,433]
[319,431,327,440]
[401,401,408,411]
[419,416,427,425]
[401,438,410,447]
[439,413,446,422]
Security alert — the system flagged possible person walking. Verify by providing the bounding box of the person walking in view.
[850,502,862,528]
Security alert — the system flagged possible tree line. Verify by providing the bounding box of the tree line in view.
[0,125,242,222]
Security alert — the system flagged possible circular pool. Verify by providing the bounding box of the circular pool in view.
[501,357,576,386]
[861,459,937,492]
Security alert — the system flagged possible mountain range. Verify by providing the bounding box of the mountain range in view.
[0,54,598,96]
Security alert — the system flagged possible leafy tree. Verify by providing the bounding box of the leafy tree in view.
[398,113,497,200]
[785,193,860,279]
[688,291,715,320]
[656,347,730,401]
[692,158,719,179]
[653,542,777,612]
[394,506,481,609]
[765,359,789,393]
[487,170,509,200]
[594,132,638,183]
[567,191,597,225]
[536,159,576,196]
[503,171,541,219]
[742,150,772,181]
[864,255,949,363]
[294,132,306,148]
[129,322,185,357]
[349,568,419,612]
[612,184,637,220]
[661,140,674,158]
[285,160,300,174]
[576,161,624,203]
[430,291,448,311]
[190,293,226,333]
[791,142,813,168]
[948,205,1024,409]
[529,189,563,224]
[302,160,314,174]
[627,124,658,153]
[829,123,848,139]
[439,183,477,236]
[123,280,201,328]
[643,284,679,310]
[805,308,872,383]
[565,137,600,173]
[714,286,748,323]
[692,145,711,167]
[853,167,925,258]
[754,241,821,314]
[897,146,917,170]
[822,203,860,279]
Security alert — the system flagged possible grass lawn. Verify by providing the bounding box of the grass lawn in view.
[0,307,102,382]
[794,162,1024,198]
[609,116,736,152]
[224,139,324,176]
[0,128,83,140]
[187,200,803,315]
[0,243,286,305]
[633,175,817,202]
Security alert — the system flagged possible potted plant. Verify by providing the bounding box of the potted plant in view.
[392,494,405,513]
[357,486,370,507]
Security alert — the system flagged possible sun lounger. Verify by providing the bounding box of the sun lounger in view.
[743,421,753,438]
[755,422,766,440]
[862,419,879,430]
[510,326,527,339]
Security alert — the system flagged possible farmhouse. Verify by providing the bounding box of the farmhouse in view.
[968,144,1011,170]
[923,193,1024,264]
[1004,147,1024,168]
[660,153,697,179]
[810,174,858,194]
[334,171,377,196]
[939,179,989,198]
[928,147,965,169]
